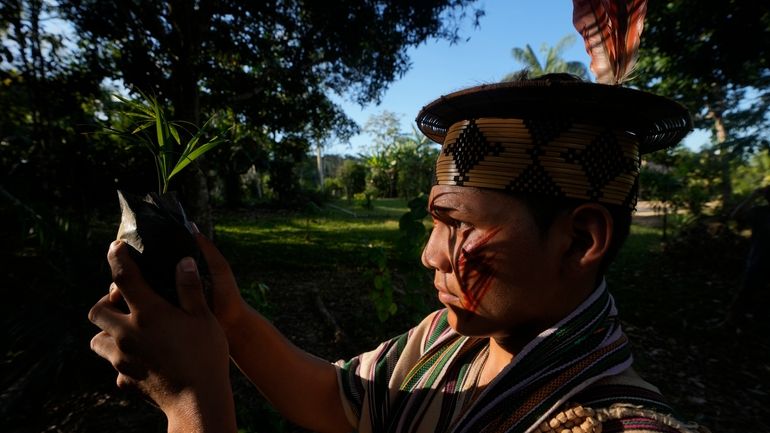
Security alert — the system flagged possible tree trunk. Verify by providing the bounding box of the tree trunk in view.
[316,144,325,187]
[712,111,732,207]
[223,163,243,208]
[167,0,213,237]
[174,165,211,235]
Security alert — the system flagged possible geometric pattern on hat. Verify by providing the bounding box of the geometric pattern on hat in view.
[504,118,574,195]
[524,118,572,147]
[561,129,641,201]
[506,164,563,197]
[433,118,641,209]
[443,119,503,185]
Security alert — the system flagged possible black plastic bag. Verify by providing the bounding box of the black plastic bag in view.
[115,190,211,306]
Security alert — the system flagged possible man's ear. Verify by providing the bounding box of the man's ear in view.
[565,203,613,272]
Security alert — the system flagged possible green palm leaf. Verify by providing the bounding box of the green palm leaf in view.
[105,91,228,194]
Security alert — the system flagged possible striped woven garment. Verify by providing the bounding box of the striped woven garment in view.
[335,282,640,433]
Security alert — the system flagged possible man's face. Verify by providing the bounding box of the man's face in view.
[422,185,567,340]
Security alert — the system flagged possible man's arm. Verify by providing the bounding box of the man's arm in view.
[195,234,352,433]
[225,306,352,433]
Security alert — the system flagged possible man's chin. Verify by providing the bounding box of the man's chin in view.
[445,305,490,337]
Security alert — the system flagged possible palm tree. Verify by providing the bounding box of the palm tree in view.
[504,34,589,81]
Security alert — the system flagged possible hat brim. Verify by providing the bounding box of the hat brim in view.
[415,78,693,154]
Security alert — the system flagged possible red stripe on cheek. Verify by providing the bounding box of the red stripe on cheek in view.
[456,228,501,313]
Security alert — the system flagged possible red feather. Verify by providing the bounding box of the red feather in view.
[573,0,647,85]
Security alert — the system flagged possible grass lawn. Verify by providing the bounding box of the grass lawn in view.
[215,199,406,271]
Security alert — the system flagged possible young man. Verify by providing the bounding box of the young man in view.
[89,74,705,433]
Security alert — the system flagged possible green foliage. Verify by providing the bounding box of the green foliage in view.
[62,0,482,138]
[265,135,310,203]
[641,146,724,218]
[107,92,227,194]
[733,149,770,196]
[397,195,430,258]
[242,281,274,318]
[394,195,434,319]
[1,1,114,259]
[366,160,395,198]
[635,0,770,105]
[393,139,439,199]
[364,245,398,322]
[323,177,345,197]
[206,116,272,207]
[365,194,433,322]
[338,159,368,198]
[634,0,770,203]
[363,113,438,199]
[354,191,374,209]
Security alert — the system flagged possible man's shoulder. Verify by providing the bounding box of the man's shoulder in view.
[539,369,709,433]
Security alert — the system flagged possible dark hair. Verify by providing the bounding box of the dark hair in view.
[516,194,632,276]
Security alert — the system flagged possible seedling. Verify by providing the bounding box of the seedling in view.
[110,91,226,195]
[105,91,226,305]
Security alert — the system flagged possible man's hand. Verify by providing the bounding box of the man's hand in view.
[88,240,236,433]
[192,230,250,338]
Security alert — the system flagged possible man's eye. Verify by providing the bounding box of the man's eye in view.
[431,212,472,230]
[454,220,473,230]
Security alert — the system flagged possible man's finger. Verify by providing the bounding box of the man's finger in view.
[108,283,124,304]
[91,331,148,379]
[88,294,130,335]
[90,330,120,363]
[107,240,161,310]
[176,257,207,315]
[193,233,233,278]
[90,331,133,371]
[116,373,136,390]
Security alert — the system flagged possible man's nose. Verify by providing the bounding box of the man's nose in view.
[421,223,452,273]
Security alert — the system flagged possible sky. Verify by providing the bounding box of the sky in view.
[327,0,707,156]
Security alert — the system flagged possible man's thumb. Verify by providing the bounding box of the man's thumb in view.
[176,257,207,314]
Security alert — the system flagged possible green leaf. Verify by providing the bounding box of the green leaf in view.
[185,133,201,152]
[154,103,165,151]
[167,139,224,181]
[169,124,181,145]
[388,303,398,315]
[131,121,154,135]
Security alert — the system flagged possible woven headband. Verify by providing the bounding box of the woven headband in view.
[434,118,641,209]
[418,76,691,210]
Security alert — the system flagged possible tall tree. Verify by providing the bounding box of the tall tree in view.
[363,112,437,199]
[503,34,589,81]
[60,0,483,231]
[0,0,106,230]
[633,0,770,206]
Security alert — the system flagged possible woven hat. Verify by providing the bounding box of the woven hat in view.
[416,74,692,209]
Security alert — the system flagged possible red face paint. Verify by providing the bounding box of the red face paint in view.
[428,192,502,313]
[454,227,501,313]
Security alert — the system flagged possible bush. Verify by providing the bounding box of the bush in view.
[338,160,367,199]
[323,177,344,197]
